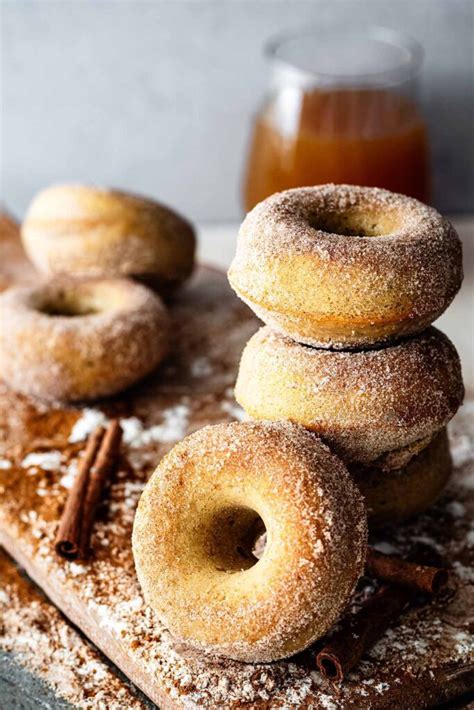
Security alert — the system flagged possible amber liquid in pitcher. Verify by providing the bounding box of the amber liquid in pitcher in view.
[244,88,430,211]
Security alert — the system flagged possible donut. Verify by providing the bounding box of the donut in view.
[0,277,169,402]
[351,429,452,526]
[132,421,367,662]
[235,326,464,465]
[21,185,196,291]
[228,184,462,349]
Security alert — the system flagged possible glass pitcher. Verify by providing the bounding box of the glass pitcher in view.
[243,26,430,211]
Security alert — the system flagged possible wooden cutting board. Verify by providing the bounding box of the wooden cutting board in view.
[0,214,473,708]
[0,548,151,709]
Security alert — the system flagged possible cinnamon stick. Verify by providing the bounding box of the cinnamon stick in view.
[55,426,105,560]
[316,584,414,683]
[366,548,449,595]
[79,419,123,557]
[55,420,122,560]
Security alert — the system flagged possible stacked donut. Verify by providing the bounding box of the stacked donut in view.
[229,184,464,525]
[132,184,463,666]
[0,185,195,401]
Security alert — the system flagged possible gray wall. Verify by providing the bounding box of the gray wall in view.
[1,0,473,223]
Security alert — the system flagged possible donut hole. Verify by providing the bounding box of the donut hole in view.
[205,505,266,573]
[39,300,98,317]
[36,293,100,318]
[309,209,400,237]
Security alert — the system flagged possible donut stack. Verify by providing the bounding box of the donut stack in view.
[132,184,463,665]
[229,184,464,525]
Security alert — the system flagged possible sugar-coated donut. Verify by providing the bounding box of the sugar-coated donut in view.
[22,185,196,291]
[351,429,452,526]
[228,185,462,349]
[0,277,169,402]
[132,421,367,662]
[235,326,463,465]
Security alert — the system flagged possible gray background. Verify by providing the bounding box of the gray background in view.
[1,0,473,223]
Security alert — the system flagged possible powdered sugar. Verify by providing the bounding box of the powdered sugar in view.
[121,404,190,447]
[60,460,78,490]
[69,408,108,443]
[68,404,191,452]
[220,399,246,421]
[446,500,466,518]
[190,356,214,378]
[21,450,63,471]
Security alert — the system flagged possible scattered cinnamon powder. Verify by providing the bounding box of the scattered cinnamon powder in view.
[0,226,472,707]
[0,376,473,706]
[0,550,146,709]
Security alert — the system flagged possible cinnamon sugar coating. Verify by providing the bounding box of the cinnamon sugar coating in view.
[132,420,367,663]
[235,326,464,464]
[0,277,169,402]
[371,432,434,472]
[22,184,196,291]
[351,428,452,526]
[228,184,463,349]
